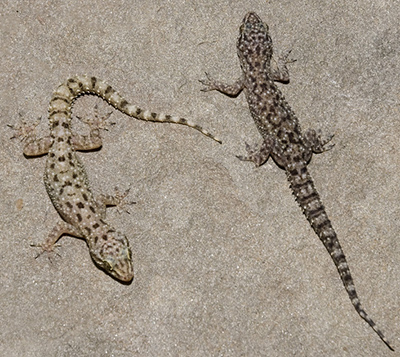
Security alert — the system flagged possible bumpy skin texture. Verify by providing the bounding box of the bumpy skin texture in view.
[201,12,393,350]
[18,75,220,282]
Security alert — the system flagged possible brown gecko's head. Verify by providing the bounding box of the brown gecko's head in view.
[237,12,273,73]
[89,229,134,283]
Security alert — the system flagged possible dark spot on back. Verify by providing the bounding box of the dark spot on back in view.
[119,99,128,109]
[77,202,84,209]
[288,132,295,143]
[50,120,60,129]
[289,168,298,176]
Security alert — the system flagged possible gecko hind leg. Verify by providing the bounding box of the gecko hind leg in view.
[304,129,335,154]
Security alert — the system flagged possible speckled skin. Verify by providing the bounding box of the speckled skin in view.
[201,12,393,350]
[18,75,221,282]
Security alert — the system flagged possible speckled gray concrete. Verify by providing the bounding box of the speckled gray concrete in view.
[1,1,399,356]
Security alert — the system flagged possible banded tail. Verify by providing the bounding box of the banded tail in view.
[49,75,221,144]
[286,163,393,351]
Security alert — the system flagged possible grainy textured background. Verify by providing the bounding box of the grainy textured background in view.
[1,1,399,355]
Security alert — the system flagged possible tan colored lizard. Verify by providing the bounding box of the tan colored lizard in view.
[13,75,221,282]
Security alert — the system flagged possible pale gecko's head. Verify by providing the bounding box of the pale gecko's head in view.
[237,12,273,72]
[89,229,134,283]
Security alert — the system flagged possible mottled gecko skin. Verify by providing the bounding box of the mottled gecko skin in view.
[201,12,393,350]
[19,75,221,283]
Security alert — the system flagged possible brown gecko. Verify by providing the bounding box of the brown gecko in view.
[200,12,393,350]
[13,75,221,283]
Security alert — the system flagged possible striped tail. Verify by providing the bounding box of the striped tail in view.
[50,75,222,144]
[286,163,393,351]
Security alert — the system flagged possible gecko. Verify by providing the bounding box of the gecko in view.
[13,75,221,283]
[200,12,393,350]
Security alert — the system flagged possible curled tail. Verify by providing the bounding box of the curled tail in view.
[49,75,221,143]
[286,164,393,351]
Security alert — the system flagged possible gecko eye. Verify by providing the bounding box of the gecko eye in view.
[103,260,113,271]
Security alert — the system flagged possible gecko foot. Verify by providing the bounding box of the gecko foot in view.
[199,72,217,92]
[8,116,41,142]
[99,186,136,215]
[113,187,136,215]
[76,103,115,131]
[31,242,62,261]
[305,129,335,153]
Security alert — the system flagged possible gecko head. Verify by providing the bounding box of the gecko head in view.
[237,12,273,71]
[89,229,134,283]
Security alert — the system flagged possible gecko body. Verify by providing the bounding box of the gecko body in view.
[18,75,220,282]
[201,12,393,350]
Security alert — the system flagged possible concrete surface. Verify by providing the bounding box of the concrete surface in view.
[1,1,399,356]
